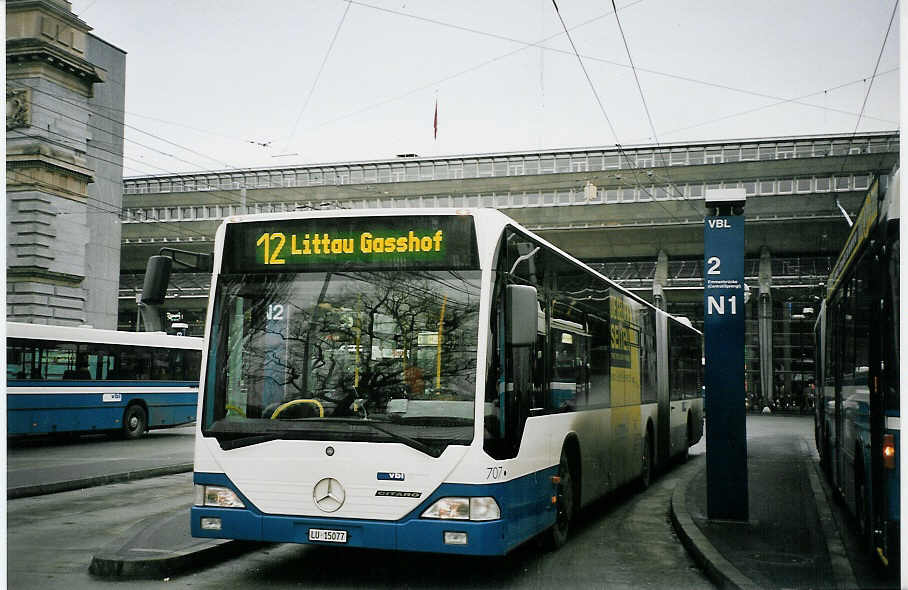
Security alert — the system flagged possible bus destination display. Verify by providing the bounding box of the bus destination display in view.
[223,215,479,272]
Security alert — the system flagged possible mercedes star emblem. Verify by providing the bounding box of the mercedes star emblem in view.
[313,477,346,512]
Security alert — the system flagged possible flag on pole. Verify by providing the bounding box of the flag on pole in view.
[433,98,438,140]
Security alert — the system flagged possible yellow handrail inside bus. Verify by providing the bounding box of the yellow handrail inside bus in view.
[270,399,325,419]
[435,295,447,391]
[225,404,246,417]
[355,294,361,388]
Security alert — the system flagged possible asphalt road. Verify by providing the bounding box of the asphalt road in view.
[7,432,713,589]
[7,425,195,495]
[7,415,899,589]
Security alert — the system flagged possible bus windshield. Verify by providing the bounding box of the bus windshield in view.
[202,269,481,455]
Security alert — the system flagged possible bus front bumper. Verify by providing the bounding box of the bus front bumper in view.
[191,505,511,555]
[191,470,558,556]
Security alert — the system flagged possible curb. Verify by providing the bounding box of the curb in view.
[7,463,193,499]
[88,510,259,579]
[806,460,859,589]
[669,460,761,590]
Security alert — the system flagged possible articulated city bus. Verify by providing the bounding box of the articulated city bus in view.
[7,322,203,438]
[815,168,899,568]
[191,208,703,555]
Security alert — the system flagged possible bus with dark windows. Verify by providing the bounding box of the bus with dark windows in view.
[815,167,899,569]
[190,208,703,555]
[7,322,203,439]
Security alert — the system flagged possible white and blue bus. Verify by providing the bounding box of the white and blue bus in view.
[191,208,703,555]
[815,168,899,569]
[7,322,203,439]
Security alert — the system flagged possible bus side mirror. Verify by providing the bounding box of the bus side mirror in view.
[507,285,537,346]
[141,255,173,305]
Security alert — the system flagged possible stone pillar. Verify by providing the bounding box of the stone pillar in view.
[758,246,773,408]
[6,0,123,328]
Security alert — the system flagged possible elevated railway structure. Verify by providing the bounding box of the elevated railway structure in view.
[119,131,898,408]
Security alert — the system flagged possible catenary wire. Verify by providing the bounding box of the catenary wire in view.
[550,0,702,221]
[282,0,353,152]
[330,0,896,130]
[839,0,899,174]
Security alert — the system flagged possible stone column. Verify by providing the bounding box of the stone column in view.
[652,249,668,311]
[758,246,773,408]
[6,0,119,327]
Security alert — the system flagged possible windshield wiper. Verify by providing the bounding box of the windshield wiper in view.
[391,416,473,427]
[217,433,283,450]
[211,419,443,456]
[330,418,442,458]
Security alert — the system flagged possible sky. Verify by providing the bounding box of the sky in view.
[68,0,901,177]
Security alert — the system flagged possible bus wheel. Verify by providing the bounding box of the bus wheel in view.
[545,449,575,550]
[640,432,654,490]
[122,405,147,439]
[681,415,692,463]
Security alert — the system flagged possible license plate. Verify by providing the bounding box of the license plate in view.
[308,528,347,543]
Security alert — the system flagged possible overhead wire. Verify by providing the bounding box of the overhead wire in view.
[282,0,353,153]
[8,80,378,210]
[550,0,620,143]
[8,128,161,181]
[298,0,645,134]
[647,68,899,141]
[10,78,401,207]
[607,0,689,207]
[52,88,272,149]
[839,0,899,174]
[320,0,896,137]
[7,170,219,306]
[21,82,241,170]
[25,2,896,182]
[13,1,898,232]
[550,0,702,221]
[11,85,228,172]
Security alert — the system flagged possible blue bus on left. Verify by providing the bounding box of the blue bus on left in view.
[7,322,203,439]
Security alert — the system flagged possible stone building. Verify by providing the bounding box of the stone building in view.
[6,0,126,328]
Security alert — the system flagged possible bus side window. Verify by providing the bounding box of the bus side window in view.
[187,350,202,377]
[86,343,115,381]
[588,315,611,408]
[640,310,658,404]
[9,339,47,380]
[151,348,170,380]
[170,349,186,380]
[8,341,25,379]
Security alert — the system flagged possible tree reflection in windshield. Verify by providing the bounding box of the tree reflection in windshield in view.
[204,270,481,448]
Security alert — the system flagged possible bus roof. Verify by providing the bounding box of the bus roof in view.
[7,322,203,350]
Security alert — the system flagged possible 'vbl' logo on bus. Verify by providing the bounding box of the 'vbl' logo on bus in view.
[377,472,405,481]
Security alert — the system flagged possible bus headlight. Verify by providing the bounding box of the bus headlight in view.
[421,497,500,521]
[195,484,245,508]
[469,497,501,521]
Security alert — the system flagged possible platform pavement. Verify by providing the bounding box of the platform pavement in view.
[671,415,863,590]
[88,508,259,579]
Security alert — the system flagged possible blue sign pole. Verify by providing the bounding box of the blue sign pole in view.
[703,195,749,521]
